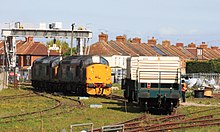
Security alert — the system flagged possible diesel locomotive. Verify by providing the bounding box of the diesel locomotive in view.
[122,56,182,113]
[31,55,112,96]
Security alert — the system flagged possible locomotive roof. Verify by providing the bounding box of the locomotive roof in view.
[34,56,61,64]
[64,55,92,60]
[61,55,99,64]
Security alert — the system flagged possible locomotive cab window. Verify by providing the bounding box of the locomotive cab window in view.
[84,58,92,66]
[100,57,109,65]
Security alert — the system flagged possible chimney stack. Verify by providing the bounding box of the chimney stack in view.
[162,40,170,47]
[25,37,34,43]
[98,32,108,42]
[176,43,184,47]
[200,42,208,49]
[148,37,156,45]
[188,42,196,48]
[116,36,126,43]
[132,37,141,44]
[211,46,219,50]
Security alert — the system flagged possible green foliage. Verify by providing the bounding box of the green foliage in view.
[186,58,220,73]
[185,91,193,98]
[46,39,70,55]
[63,47,77,56]
[112,83,121,88]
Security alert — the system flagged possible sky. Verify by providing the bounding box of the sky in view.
[1,0,220,46]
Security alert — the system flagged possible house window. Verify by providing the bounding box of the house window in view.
[26,55,30,66]
[197,48,203,56]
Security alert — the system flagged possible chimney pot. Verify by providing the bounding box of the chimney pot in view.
[200,42,208,49]
[25,37,34,42]
[98,32,108,42]
[116,35,126,43]
[132,37,141,44]
[188,42,196,48]
[162,40,170,47]
[148,37,157,45]
[176,43,184,47]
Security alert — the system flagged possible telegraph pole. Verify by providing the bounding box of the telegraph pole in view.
[70,23,75,56]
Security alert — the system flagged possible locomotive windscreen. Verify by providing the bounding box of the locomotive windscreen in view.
[91,56,109,65]
[92,56,100,63]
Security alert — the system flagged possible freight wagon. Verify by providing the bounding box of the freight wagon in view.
[122,56,182,113]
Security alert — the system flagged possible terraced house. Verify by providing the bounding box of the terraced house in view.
[88,33,220,83]
[0,37,59,79]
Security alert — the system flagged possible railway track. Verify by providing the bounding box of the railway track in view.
[0,90,84,124]
[104,94,129,102]
[0,91,36,100]
[93,94,220,132]
[123,107,220,132]
[213,93,220,99]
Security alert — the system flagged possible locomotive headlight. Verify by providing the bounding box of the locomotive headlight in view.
[91,68,94,74]
[170,87,172,90]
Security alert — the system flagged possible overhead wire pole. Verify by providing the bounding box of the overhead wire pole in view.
[70,23,75,56]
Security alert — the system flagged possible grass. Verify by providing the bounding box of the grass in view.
[0,96,56,117]
[185,90,220,105]
[187,97,220,105]
[0,86,219,131]
[112,83,121,88]
[0,87,143,131]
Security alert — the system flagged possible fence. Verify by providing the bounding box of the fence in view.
[70,123,93,132]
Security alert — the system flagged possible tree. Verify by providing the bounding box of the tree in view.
[63,47,77,56]
[46,39,70,55]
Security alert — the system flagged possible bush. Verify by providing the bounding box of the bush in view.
[186,58,220,73]
[186,91,193,98]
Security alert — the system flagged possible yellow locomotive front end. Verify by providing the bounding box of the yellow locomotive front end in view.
[86,64,112,96]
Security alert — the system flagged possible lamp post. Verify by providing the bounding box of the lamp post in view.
[70,23,75,56]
